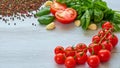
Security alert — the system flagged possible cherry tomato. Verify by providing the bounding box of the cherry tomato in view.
[102,22,113,30]
[54,46,65,54]
[75,43,87,53]
[65,56,76,68]
[98,29,111,38]
[75,52,88,64]
[98,29,106,38]
[65,46,76,57]
[88,43,102,55]
[54,53,66,64]
[92,35,100,43]
[107,34,118,47]
[50,1,67,15]
[98,49,111,62]
[55,8,77,24]
[87,55,100,68]
[101,40,113,51]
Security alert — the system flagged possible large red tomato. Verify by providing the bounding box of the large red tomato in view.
[50,1,67,15]
[55,8,77,24]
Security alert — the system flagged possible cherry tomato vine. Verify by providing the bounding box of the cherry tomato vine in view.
[54,21,118,68]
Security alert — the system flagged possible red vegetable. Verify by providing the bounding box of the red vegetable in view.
[88,43,102,55]
[75,52,88,64]
[102,22,113,30]
[87,55,100,68]
[98,49,111,62]
[107,34,118,47]
[50,1,67,15]
[65,56,76,68]
[101,40,113,51]
[55,8,77,24]
[54,46,65,54]
[54,53,66,64]
[65,46,76,57]
[75,43,87,53]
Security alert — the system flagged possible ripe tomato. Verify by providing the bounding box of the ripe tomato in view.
[107,34,118,47]
[50,1,67,15]
[88,43,102,55]
[92,35,100,43]
[98,49,111,62]
[75,43,87,53]
[102,22,113,30]
[98,29,111,38]
[65,56,76,68]
[98,29,106,38]
[75,52,88,64]
[87,55,100,68]
[55,8,77,24]
[54,46,65,54]
[65,46,76,57]
[54,53,66,64]
[101,40,113,51]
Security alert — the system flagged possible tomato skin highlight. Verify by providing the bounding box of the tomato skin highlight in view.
[87,55,100,68]
[54,53,66,64]
[54,46,65,54]
[107,34,118,48]
[75,52,88,64]
[55,8,77,24]
[65,56,76,68]
[50,1,67,15]
[75,43,87,53]
[98,49,111,62]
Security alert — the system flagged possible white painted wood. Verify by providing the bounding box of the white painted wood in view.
[0,0,120,68]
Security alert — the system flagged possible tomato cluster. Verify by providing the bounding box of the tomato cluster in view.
[54,22,118,68]
[50,1,77,24]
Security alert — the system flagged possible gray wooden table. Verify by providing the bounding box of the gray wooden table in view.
[0,0,120,68]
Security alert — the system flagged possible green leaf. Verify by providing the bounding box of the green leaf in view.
[94,9,104,23]
[103,9,115,20]
[94,1,108,11]
[35,6,50,17]
[38,15,55,25]
[81,10,91,30]
[113,23,120,32]
[111,12,120,24]
[56,0,66,4]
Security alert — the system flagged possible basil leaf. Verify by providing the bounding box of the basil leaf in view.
[111,12,120,24]
[38,15,55,25]
[81,10,90,30]
[35,6,50,17]
[94,9,104,23]
[113,23,120,32]
[103,9,115,21]
[94,1,108,11]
